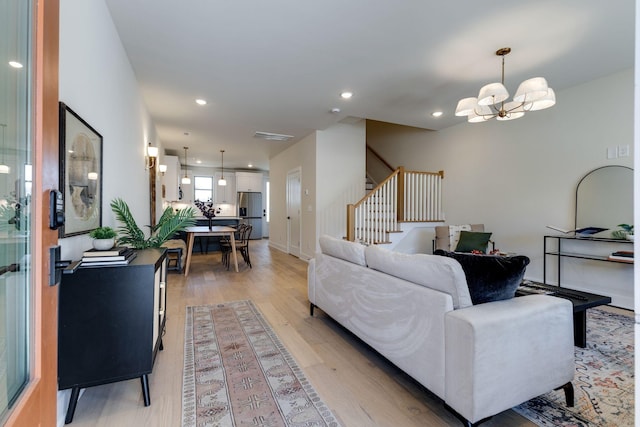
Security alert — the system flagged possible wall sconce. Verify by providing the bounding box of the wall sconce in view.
[145,142,158,170]
[158,164,167,176]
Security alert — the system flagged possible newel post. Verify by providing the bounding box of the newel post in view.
[397,166,405,222]
[346,204,355,241]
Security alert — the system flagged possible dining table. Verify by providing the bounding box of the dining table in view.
[183,226,239,275]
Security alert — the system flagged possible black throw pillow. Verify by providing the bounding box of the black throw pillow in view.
[434,250,530,305]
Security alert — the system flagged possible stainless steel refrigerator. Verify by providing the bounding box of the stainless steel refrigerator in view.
[237,192,262,239]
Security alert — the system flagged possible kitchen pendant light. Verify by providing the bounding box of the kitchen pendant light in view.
[218,149,227,186]
[181,146,191,185]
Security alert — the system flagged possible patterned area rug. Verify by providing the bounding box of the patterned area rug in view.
[514,308,634,426]
[182,300,341,427]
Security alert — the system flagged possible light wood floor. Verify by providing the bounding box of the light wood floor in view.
[67,239,612,427]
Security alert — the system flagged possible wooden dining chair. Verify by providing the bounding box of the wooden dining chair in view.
[221,224,253,269]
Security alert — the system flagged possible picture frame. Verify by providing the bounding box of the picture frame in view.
[58,102,103,237]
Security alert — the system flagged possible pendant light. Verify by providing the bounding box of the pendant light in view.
[218,149,227,186]
[0,124,9,174]
[181,146,191,184]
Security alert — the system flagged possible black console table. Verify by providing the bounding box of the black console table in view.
[543,235,633,286]
[58,248,167,424]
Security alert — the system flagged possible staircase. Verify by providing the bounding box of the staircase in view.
[347,167,444,245]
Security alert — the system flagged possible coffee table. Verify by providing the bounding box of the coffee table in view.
[516,280,612,348]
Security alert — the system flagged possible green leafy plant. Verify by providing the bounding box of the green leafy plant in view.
[618,224,634,234]
[110,198,197,249]
[89,226,117,239]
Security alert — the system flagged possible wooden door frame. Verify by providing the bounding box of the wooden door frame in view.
[5,0,59,425]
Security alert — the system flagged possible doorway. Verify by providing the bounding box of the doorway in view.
[286,168,301,257]
[3,0,59,425]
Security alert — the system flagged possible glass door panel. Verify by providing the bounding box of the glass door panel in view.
[0,0,32,420]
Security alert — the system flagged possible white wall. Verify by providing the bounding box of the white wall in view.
[269,132,316,255]
[368,70,634,308]
[58,0,157,262]
[269,121,366,260]
[315,120,366,245]
[57,0,158,423]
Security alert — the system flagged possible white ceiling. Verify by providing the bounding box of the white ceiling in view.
[104,0,634,171]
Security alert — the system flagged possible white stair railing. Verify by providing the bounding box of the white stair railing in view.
[403,170,443,222]
[347,168,444,244]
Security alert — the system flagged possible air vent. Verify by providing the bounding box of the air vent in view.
[253,131,294,142]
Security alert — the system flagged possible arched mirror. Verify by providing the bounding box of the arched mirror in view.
[575,165,633,237]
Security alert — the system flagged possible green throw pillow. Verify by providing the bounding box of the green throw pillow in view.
[455,231,492,253]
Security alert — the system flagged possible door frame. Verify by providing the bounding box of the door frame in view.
[5,0,59,425]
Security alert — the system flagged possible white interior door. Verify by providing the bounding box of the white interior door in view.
[286,168,301,257]
[262,177,269,237]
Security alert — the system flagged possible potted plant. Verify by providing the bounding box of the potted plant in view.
[89,226,117,250]
[612,224,634,240]
[194,199,221,230]
[110,198,197,249]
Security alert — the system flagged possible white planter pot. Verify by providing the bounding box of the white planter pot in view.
[92,238,115,250]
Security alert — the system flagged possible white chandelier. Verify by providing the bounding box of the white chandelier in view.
[455,47,556,123]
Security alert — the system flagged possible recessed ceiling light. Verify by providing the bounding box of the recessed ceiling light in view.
[340,92,353,99]
[432,111,443,118]
[196,159,202,164]
[195,99,207,105]
[9,61,23,69]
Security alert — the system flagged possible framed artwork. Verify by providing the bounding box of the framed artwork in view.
[58,102,103,237]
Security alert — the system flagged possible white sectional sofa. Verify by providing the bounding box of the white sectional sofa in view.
[307,235,575,426]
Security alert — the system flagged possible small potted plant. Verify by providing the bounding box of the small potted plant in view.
[613,224,634,241]
[89,226,117,250]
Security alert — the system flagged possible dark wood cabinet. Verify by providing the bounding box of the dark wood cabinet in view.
[58,249,167,424]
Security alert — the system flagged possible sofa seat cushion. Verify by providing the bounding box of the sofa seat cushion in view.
[319,235,366,266]
[434,250,530,305]
[365,245,472,309]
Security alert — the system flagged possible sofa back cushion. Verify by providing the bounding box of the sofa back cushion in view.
[319,235,367,266]
[434,250,530,304]
[365,245,472,309]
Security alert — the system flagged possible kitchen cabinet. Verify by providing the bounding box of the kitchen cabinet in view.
[58,249,167,424]
[235,171,263,192]
[214,172,236,204]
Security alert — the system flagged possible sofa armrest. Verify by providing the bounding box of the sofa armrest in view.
[444,295,574,423]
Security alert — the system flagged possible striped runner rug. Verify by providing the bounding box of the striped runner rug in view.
[182,300,341,427]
